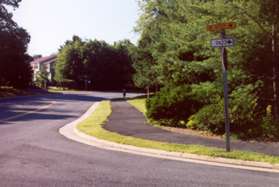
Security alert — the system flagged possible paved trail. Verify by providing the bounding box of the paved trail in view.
[104,100,279,156]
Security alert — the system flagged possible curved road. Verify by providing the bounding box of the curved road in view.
[0,91,278,186]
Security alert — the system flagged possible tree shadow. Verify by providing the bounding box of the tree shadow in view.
[0,112,76,126]
[0,91,144,126]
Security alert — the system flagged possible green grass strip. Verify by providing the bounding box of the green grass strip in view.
[78,100,279,164]
[127,98,147,114]
[48,86,80,93]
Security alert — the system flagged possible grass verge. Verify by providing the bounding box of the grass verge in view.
[127,98,164,128]
[48,86,79,93]
[127,98,147,114]
[77,100,279,164]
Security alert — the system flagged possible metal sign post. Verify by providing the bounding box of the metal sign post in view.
[220,30,230,152]
[207,22,236,152]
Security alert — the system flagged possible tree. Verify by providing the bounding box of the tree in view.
[55,36,86,88]
[55,37,135,90]
[136,0,279,139]
[225,0,279,121]
[0,0,21,30]
[84,39,135,90]
[132,47,158,97]
[259,0,279,121]
[0,0,32,88]
[35,66,50,89]
[112,40,135,89]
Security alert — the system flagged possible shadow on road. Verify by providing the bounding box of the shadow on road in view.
[0,92,106,125]
[0,91,144,126]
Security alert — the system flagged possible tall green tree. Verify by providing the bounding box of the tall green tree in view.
[258,0,279,121]
[225,0,279,121]
[55,36,86,88]
[55,37,135,90]
[0,0,32,88]
[136,0,279,139]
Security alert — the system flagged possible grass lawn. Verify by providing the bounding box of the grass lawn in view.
[47,86,78,93]
[77,100,279,164]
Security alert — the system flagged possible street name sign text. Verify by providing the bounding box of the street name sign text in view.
[211,38,235,48]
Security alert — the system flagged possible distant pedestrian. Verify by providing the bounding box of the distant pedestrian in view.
[123,89,126,99]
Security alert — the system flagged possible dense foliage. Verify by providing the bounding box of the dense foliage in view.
[0,0,32,88]
[55,36,135,90]
[135,0,279,140]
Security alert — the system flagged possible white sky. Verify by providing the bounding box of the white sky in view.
[13,0,140,56]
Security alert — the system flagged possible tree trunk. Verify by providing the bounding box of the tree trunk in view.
[272,23,279,121]
[146,86,150,99]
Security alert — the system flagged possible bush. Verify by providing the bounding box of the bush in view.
[229,84,259,132]
[187,102,225,134]
[147,82,279,140]
[187,84,264,138]
[146,86,201,127]
[260,105,279,140]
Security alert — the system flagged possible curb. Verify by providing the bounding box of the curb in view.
[59,102,279,173]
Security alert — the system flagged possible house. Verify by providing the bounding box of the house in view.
[30,54,57,82]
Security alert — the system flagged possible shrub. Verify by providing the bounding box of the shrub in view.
[229,84,259,132]
[187,84,264,138]
[146,85,201,127]
[261,105,279,140]
[187,102,225,134]
[147,82,279,140]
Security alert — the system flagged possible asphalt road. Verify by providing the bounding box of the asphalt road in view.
[0,91,278,187]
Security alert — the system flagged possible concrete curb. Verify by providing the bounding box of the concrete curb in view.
[59,102,279,173]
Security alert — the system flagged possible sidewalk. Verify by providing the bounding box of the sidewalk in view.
[104,100,279,156]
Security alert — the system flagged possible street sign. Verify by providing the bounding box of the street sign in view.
[207,22,236,32]
[211,38,235,48]
[206,21,237,152]
[209,30,235,152]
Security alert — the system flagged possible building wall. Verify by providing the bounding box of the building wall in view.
[31,58,56,83]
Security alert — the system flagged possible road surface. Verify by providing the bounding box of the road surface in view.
[0,91,278,186]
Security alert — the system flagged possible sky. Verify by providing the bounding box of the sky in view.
[13,0,140,56]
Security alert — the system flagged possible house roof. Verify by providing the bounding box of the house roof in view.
[31,54,57,65]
